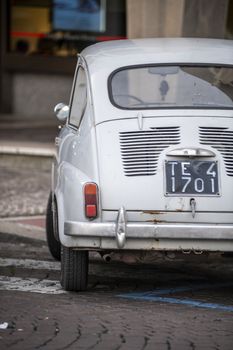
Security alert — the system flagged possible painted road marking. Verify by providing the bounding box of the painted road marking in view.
[118,282,233,312]
[119,282,233,297]
[1,258,233,309]
[0,258,60,271]
[0,276,66,294]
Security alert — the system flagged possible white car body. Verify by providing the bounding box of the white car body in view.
[53,38,233,254]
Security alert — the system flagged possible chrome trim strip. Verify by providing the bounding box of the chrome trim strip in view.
[166,148,215,157]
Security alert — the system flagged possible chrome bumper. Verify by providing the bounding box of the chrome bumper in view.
[64,207,233,251]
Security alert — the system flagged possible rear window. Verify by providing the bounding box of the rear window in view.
[109,65,233,110]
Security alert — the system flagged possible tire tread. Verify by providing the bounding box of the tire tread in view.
[46,192,61,261]
[61,245,88,291]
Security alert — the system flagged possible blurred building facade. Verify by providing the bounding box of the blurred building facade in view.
[0,0,232,119]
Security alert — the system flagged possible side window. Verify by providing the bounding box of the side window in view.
[69,66,87,128]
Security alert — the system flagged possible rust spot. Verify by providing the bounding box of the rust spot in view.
[176,209,183,212]
[142,210,165,215]
[146,219,164,223]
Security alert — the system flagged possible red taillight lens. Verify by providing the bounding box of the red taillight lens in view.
[84,183,98,219]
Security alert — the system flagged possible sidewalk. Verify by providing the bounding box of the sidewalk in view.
[0,113,58,156]
[0,113,58,241]
[0,216,46,242]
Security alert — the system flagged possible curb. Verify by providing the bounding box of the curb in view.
[0,143,55,157]
[0,216,46,242]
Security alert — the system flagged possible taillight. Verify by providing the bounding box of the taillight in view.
[84,183,98,219]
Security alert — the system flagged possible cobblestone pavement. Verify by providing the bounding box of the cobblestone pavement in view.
[1,153,233,349]
[0,233,233,350]
[0,155,51,218]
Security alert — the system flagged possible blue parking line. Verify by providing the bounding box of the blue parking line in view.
[120,281,233,298]
[118,294,233,312]
[117,282,233,312]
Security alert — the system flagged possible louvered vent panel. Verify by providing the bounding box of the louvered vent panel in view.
[199,126,233,177]
[120,127,180,177]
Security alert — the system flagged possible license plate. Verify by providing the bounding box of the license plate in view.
[165,160,219,195]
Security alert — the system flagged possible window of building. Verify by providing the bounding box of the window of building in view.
[9,0,126,57]
[10,0,51,54]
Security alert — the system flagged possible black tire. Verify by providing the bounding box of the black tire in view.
[61,245,88,291]
[46,192,61,261]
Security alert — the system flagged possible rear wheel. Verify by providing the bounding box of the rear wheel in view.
[61,245,88,291]
[46,192,61,261]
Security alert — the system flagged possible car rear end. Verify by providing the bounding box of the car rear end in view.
[91,111,233,252]
[61,38,233,291]
[66,58,233,253]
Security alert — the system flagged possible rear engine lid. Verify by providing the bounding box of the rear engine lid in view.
[96,115,233,221]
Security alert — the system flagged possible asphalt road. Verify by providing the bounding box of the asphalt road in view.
[0,232,233,350]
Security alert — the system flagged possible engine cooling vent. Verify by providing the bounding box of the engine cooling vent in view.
[199,126,233,177]
[120,127,180,176]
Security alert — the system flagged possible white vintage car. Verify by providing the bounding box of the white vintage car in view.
[46,38,233,291]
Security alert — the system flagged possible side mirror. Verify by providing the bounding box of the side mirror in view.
[54,103,69,123]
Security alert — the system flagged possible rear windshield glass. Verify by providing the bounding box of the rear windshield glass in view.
[110,65,233,109]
